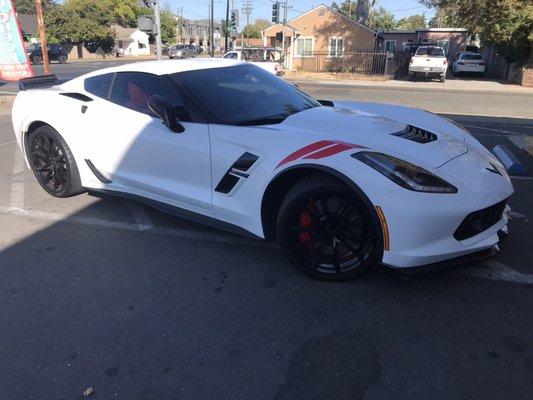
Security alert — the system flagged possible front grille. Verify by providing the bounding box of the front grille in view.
[454,200,507,241]
[392,125,438,143]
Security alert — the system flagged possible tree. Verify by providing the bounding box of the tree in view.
[45,0,115,50]
[331,0,376,25]
[241,19,272,39]
[12,0,55,14]
[369,7,397,31]
[396,14,427,30]
[419,0,532,62]
[102,0,143,28]
[159,7,177,44]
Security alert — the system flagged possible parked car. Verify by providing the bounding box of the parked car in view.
[452,52,486,76]
[168,44,196,59]
[27,44,68,65]
[13,59,513,280]
[222,49,282,75]
[408,46,448,82]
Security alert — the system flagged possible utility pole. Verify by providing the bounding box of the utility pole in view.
[281,1,287,69]
[210,0,214,56]
[153,0,162,60]
[34,0,50,75]
[225,0,229,52]
[241,0,254,47]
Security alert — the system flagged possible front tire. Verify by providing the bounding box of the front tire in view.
[32,55,42,65]
[28,125,83,198]
[277,175,379,281]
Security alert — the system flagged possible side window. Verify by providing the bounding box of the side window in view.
[224,52,237,59]
[84,73,114,99]
[109,72,188,120]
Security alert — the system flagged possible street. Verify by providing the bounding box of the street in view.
[0,69,532,399]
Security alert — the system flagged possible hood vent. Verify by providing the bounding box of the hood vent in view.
[393,125,437,143]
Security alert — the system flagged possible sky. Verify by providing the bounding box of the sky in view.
[167,0,436,24]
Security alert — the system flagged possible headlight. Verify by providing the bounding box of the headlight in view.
[352,152,458,194]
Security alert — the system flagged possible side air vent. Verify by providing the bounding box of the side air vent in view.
[215,152,259,194]
[60,92,93,102]
[393,125,437,143]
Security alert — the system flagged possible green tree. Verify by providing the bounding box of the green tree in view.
[45,0,115,50]
[241,19,271,39]
[102,0,143,28]
[396,14,427,30]
[419,0,533,61]
[331,0,377,25]
[369,7,397,31]
[12,0,55,14]
[159,8,177,44]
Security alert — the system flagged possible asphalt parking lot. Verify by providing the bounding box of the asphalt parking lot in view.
[0,83,532,399]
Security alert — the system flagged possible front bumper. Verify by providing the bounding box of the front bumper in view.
[374,150,513,269]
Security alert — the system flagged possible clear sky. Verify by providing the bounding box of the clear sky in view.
[167,0,436,24]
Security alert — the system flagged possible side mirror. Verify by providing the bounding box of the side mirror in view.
[148,95,185,133]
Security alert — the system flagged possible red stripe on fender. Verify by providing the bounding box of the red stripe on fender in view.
[303,142,364,160]
[276,140,334,168]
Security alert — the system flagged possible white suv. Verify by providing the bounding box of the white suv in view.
[452,52,486,76]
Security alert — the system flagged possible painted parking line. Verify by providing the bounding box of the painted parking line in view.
[0,140,16,146]
[463,124,525,136]
[0,205,275,249]
[459,260,533,285]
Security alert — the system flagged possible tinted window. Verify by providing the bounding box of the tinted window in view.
[416,47,445,57]
[84,73,114,99]
[171,64,319,126]
[223,52,237,59]
[110,72,187,119]
[462,53,483,60]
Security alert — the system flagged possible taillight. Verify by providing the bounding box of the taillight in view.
[410,58,413,64]
[443,59,447,65]
[458,60,465,65]
[479,61,485,65]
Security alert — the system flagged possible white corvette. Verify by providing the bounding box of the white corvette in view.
[11,58,513,280]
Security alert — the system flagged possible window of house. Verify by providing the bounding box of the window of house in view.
[329,37,344,57]
[436,39,450,56]
[294,37,313,57]
[84,73,114,99]
[385,40,396,54]
[138,42,146,49]
[109,72,188,120]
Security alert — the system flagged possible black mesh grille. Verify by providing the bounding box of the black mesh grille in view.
[454,200,507,241]
[393,125,438,143]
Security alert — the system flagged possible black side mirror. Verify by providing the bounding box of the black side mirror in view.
[148,95,185,133]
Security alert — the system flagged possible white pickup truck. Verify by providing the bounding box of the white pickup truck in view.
[408,46,448,82]
[222,50,283,76]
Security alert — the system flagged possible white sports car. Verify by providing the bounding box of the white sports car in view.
[12,59,513,280]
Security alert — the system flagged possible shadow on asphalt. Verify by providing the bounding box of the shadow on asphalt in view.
[0,113,532,399]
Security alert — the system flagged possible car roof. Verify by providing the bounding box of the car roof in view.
[77,58,245,79]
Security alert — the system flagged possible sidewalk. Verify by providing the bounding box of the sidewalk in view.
[285,72,533,93]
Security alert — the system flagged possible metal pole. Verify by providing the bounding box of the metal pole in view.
[35,0,50,75]
[153,0,162,60]
[225,0,229,52]
[210,0,214,56]
[281,1,287,69]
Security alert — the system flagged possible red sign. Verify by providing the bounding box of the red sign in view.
[0,0,33,81]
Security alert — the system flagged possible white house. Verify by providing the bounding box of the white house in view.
[112,25,151,56]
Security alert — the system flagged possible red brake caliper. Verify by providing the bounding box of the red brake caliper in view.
[299,202,313,244]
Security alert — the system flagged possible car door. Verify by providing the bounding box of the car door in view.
[81,71,213,215]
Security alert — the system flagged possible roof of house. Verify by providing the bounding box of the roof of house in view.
[17,13,38,35]
[380,28,468,35]
[265,4,377,36]
[263,23,301,35]
[111,25,147,41]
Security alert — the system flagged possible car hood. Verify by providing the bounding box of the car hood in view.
[280,102,468,169]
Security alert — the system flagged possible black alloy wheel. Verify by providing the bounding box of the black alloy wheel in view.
[278,175,379,281]
[28,126,83,198]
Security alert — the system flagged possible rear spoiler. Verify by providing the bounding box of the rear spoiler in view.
[19,74,58,91]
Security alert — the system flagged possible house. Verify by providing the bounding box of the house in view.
[377,28,468,57]
[263,4,377,70]
[179,19,222,51]
[111,25,150,56]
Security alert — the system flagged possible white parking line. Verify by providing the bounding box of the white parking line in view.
[9,148,26,210]
[463,124,523,135]
[0,206,275,249]
[0,140,16,146]
[127,201,153,231]
[460,260,533,285]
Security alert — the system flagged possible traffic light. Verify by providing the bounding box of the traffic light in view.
[230,9,239,28]
[272,2,279,23]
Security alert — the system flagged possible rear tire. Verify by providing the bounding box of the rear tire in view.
[439,74,446,82]
[28,125,84,198]
[58,55,67,64]
[276,175,380,281]
[32,55,42,65]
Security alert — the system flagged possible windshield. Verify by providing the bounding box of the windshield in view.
[463,53,483,60]
[170,64,320,126]
[172,45,186,50]
[416,47,445,57]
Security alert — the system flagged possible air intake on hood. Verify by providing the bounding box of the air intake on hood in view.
[392,125,437,143]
